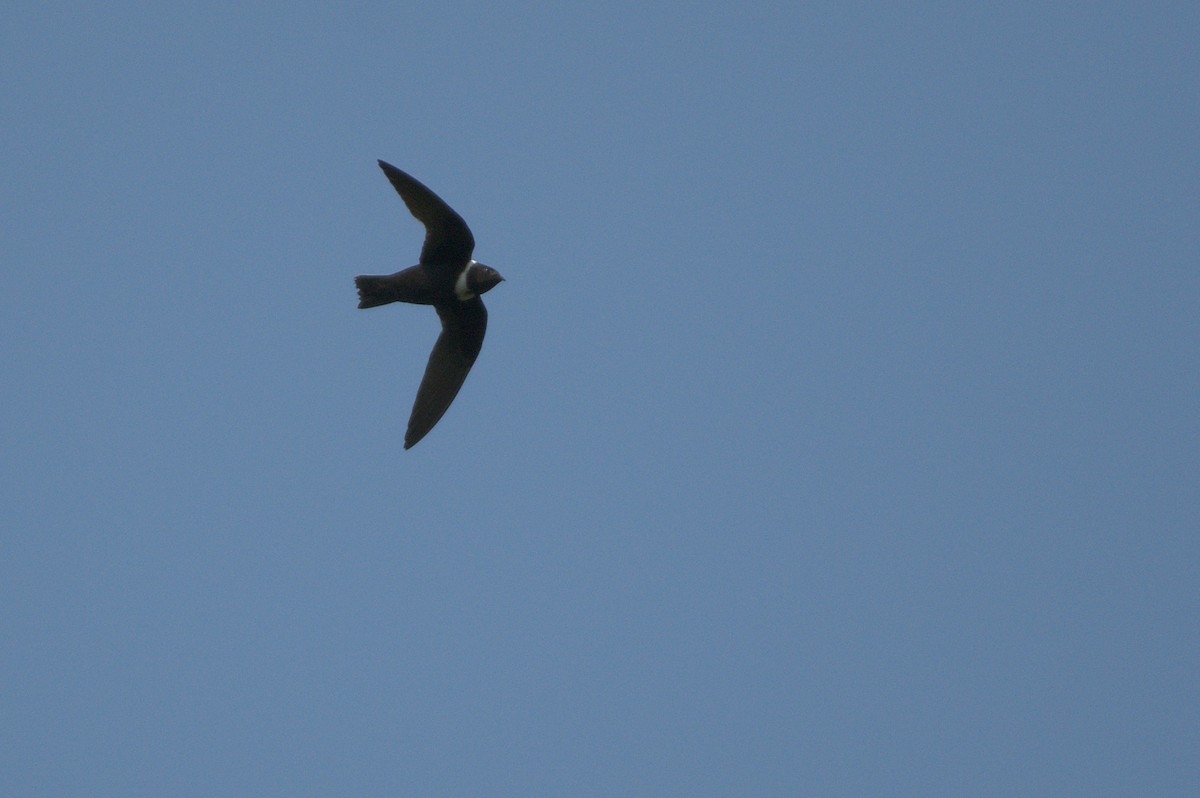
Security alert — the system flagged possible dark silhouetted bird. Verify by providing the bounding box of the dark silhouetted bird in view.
[355,161,504,449]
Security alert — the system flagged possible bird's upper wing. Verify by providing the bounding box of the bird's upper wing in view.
[378,160,475,269]
[404,296,488,449]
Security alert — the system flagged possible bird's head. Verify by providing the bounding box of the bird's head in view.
[468,263,505,295]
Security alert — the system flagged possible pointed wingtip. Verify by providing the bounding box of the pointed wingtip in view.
[403,429,422,449]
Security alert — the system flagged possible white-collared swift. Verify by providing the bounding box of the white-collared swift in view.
[355,160,504,449]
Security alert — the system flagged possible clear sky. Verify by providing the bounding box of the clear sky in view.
[2,2,1197,795]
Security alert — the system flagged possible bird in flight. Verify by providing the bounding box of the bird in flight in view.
[355,160,505,449]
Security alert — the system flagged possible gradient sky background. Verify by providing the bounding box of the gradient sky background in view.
[2,2,1197,795]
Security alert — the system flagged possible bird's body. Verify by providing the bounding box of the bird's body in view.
[355,160,504,449]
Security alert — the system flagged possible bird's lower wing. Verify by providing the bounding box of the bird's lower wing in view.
[404,297,488,449]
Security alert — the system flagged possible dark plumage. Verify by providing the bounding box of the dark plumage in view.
[355,161,504,449]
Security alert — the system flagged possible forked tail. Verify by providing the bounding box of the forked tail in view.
[355,275,396,309]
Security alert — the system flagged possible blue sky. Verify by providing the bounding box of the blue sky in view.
[2,2,1197,795]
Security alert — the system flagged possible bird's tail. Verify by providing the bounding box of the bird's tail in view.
[355,275,396,309]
